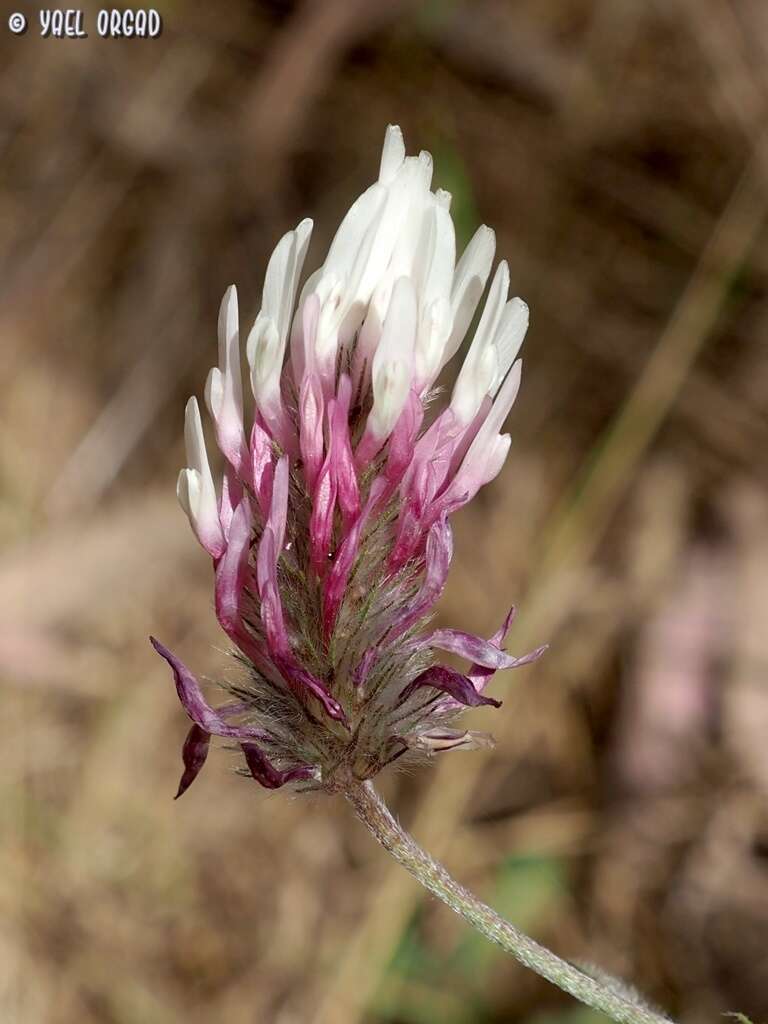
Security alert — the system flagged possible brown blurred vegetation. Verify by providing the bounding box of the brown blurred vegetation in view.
[3,1,768,1022]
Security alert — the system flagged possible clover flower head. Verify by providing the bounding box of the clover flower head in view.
[151,125,545,798]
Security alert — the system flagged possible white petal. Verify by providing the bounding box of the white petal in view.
[180,397,223,553]
[419,200,456,303]
[386,158,433,283]
[470,260,509,358]
[491,298,529,394]
[368,277,417,439]
[416,150,433,190]
[414,295,452,387]
[262,233,294,332]
[217,284,239,373]
[184,396,209,474]
[176,467,195,520]
[450,261,509,423]
[261,218,314,349]
[212,285,243,426]
[480,358,522,438]
[324,182,387,281]
[379,124,405,184]
[435,188,452,210]
[445,360,522,505]
[474,433,512,488]
[451,346,497,425]
[442,225,496,367]
[247,314,282,411]
[204,366,223,418]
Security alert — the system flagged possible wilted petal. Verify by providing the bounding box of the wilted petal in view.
[397,665,502,709]
[175,724,210,799]
[428,624,546,670]
[240,742,317,790]
[468,605,515,693]
[403,727,496,754]
[274,655,348,725]
[150,637,269,742]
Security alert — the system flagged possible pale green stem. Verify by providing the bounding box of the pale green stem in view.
[344,779,671,1024]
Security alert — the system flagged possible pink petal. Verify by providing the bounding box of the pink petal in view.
[388,516,453,638]
[309,451,337,576]
[384,389,424,490]
[299,369,325,494]
[214,497,253,641]
[322,482,383,638]
[269,456,289,555]
[330,375,360,527]
[218,469,243,541]
[250,419,275,515]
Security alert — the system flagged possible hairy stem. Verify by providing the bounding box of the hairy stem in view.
[344,779,670,1024]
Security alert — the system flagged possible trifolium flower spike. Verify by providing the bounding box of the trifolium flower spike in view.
[152,124,544,797]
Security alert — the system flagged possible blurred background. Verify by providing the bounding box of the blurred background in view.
[3,1,768,1021]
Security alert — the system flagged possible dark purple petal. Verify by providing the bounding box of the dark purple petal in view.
[150,636,269,742]
[175,724,210,799]
[274,653,348,725]
[397,665,502,709]
[240,742,316,790]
